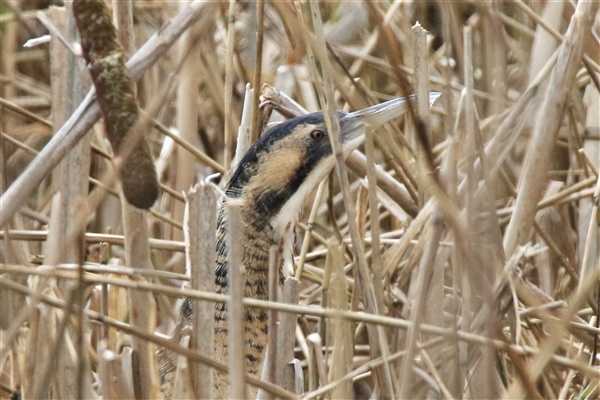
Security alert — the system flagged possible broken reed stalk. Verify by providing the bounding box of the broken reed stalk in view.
[98,343,135,399]
[276,278,301,392]
[185,182,217,398]
[233,84,255,169]
[409,23,445,389]
[0,97,52,127]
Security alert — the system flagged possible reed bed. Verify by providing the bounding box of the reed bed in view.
[1,1,599,399]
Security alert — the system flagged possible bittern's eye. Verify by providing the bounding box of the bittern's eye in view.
[310,129,325,141]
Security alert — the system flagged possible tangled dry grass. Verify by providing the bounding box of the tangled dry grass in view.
[1,1,599,399]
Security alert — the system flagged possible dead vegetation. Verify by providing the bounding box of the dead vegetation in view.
[1,1,599,399]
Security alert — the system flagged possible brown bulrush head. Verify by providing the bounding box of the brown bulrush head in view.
[73,0,158,209]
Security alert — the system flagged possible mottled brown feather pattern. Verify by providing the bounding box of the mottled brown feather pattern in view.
[214,201,273,399]
[159,115,340,399]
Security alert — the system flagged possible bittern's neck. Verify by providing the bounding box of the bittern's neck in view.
[225,180,297,237]
[215,199,274,296]
[215,185,306,292]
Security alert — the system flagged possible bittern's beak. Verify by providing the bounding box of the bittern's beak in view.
[340,92,441,147]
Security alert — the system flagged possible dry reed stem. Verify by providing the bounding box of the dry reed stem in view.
[223,0,237,169]
[304,2,395,397]
[150,115,224,174]
[295,180,326,280]
[110,1,160,397]
[0,230,186,252]
[2,270,599,380]
[44,5,92,398]
[249,0,265,147]
[2,273,297,398]
[258,276,301,397]
[0,260,577,342]
[233,84,255,169]
[400,217,444,398]
[306,333,328,395]
[226,201,247,399]
[256,246,280,400]
[173,7,205,243]
[326,240,352,400]
[185,182,217,398]
[121,201,160,399]
[513,0,600,78]
[504,0,598,255]
[268,246,280,392]
[97,343,135,399]
[0,97,52,127]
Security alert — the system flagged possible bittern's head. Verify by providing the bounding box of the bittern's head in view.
[226,93,440,234]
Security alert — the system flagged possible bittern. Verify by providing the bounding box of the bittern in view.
[159,93,440,398]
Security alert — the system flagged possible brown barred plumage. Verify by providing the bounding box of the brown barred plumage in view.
[159,94,440,399]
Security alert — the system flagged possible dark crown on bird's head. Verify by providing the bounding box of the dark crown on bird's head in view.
[220,93,438,234]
